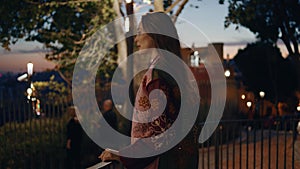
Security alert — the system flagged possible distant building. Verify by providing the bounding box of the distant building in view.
[181,43,243,119]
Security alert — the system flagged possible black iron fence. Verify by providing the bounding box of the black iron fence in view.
[0,98,299,169]
[0,100,69,169]
[199,117,300,169]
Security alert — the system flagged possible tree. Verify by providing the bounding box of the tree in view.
[0,0,115,56]
[0,0,117,83]
[234,42,297,103]
[0,0,194,81]
[33,75,72,104]
[219,0,300,57]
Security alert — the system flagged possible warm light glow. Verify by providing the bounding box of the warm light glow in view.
[17,73,28,82]
[27,88,33,96]
[246,101,252,108]
[30,83,35,90]
[297,104,300,112]
[224,69,230,77]
[125,0,133,3]
[241,94,246,100]
[259,91,265,98]
[36,99,41,116]
[27,62,33,76]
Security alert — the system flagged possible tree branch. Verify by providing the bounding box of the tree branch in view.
[280,26,294,55]
[280,0,299,55]
[25,0,100,6]
[165,0,182,13]
[55,67,72,88]
[172,0,189,23]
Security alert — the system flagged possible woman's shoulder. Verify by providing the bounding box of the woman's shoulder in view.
[151,68,176,86]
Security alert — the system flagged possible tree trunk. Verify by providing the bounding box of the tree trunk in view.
[289,53,300,90]
[113,0,127,68]
[56,68,72,88]
[292,39,299,54]
[280,28,294,55]
[165,0,182,13]
[275,0,294,55]
[154,0,164,12]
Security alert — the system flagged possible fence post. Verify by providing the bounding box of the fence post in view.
[215,126,219,169]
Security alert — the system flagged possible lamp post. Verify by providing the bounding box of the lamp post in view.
[246,101,253,120]
[224,54,231,78]
[27,62,33,96]
[259,91,265,118]
[297,101,300,112]
[224,69,230,78]
[17,62,40,116]
[246,101,253,131]
[246,101,252,109]
[26,62,34,101]
[27,62,33,77]
[125,0,135,134]
[241,94,246,100]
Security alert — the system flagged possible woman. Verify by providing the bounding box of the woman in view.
[99,12,199,169]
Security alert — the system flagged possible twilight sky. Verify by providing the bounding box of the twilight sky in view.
[0,0,289,73]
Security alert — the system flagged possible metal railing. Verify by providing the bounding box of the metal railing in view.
[1,98,299,169]
[199,117,300,169]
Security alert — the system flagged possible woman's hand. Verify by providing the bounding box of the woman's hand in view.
[98,149,120,162]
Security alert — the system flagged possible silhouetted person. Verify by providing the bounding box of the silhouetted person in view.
[66,106,83,169]
[102,99,117,131]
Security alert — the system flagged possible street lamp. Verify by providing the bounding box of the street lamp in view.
[17,73,28,82]
[17,62,39,116]
[27,62,34,101]
[259,91,265,98]
[17,62,33,82]
[27,87,33,96]
[27,62,33,77]
[224,54,230,77]
[246,101,252,108]
[259,91,265,117]
[246,101,253,129]
[224,69,230,77]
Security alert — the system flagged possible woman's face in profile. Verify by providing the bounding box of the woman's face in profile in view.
[134,23,156,51]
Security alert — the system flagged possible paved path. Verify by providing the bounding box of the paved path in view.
[198,132,300,169]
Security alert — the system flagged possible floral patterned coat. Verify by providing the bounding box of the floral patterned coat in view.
[119,58,199,169]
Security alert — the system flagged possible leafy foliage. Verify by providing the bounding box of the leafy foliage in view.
[0,0,117,73]
[234,42,297,102]
[221,0,300,55]
[1,0,114,51]
[0,118,68,169]
[33,75,71,104]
